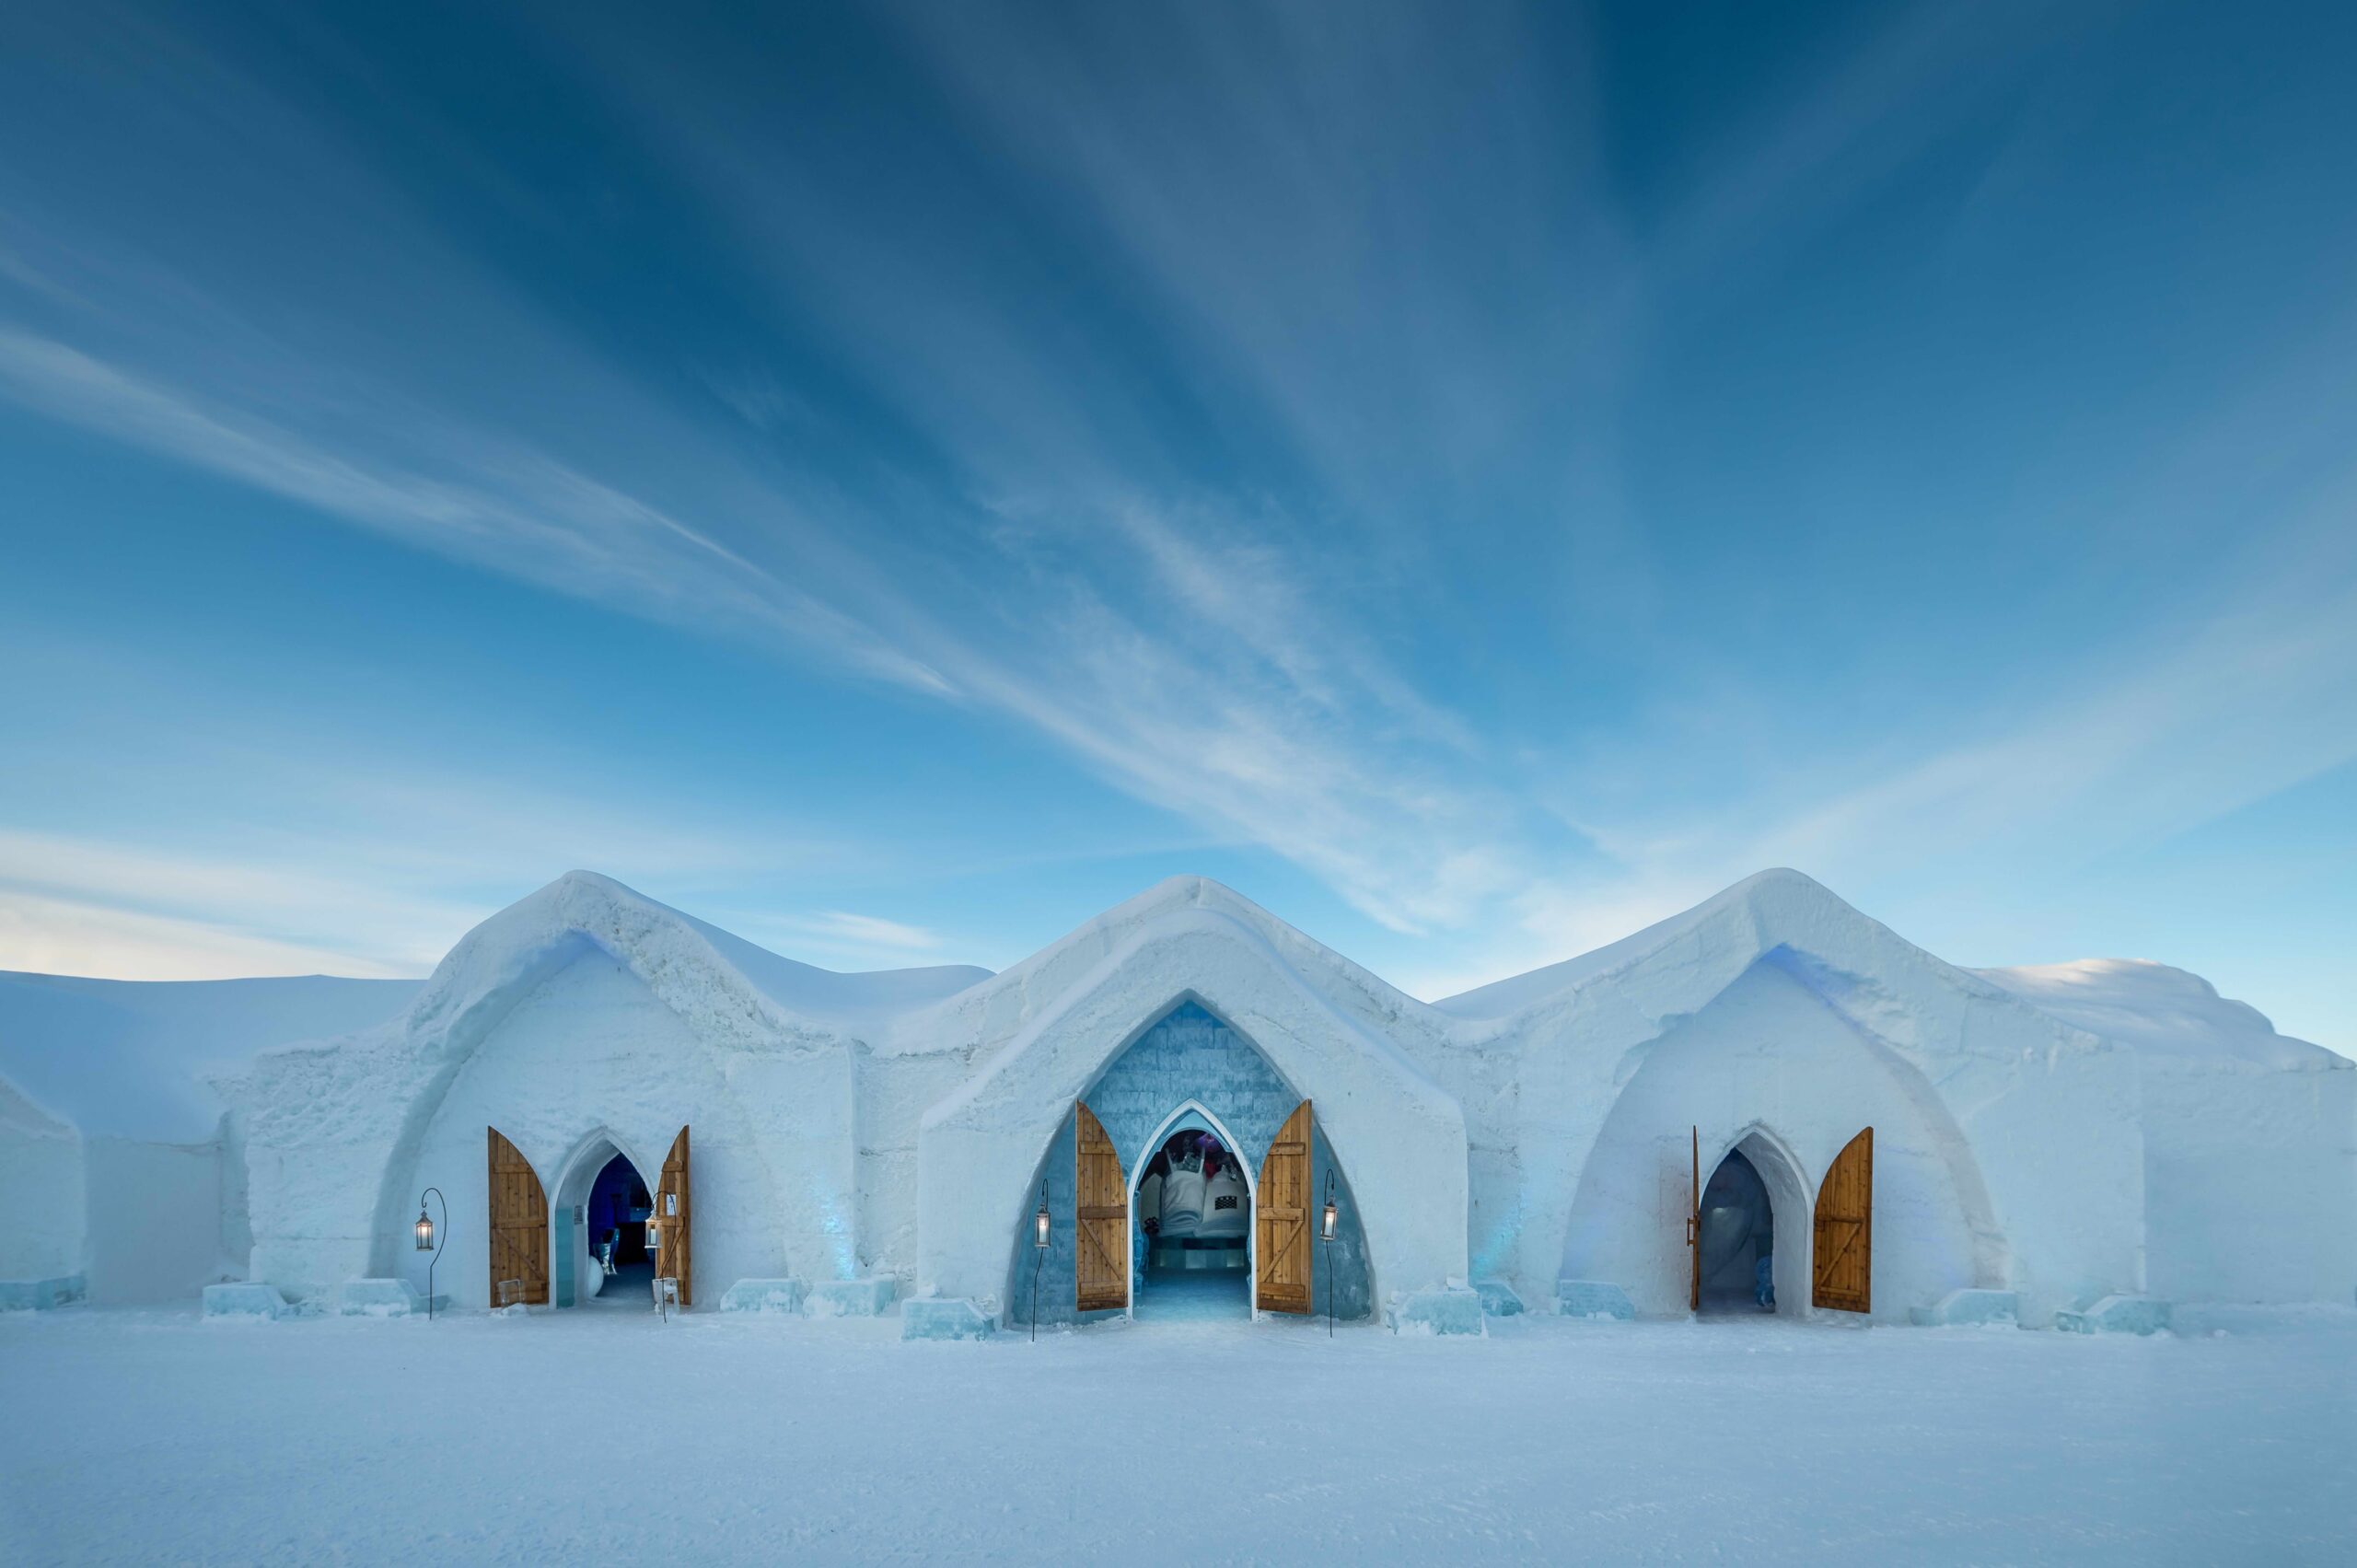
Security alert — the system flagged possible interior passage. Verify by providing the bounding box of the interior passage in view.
[581,1154,656,1307]
[1697,1149,1775,1314]
[1132,1127,1250,1320]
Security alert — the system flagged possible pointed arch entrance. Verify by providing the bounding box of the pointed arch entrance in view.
[1003,1000,1374,1331]
[1124,1098,1260,1320]
[1689,1124,1817,1318]
[1684,1122,1878,1319]
[548,1128,666,1309]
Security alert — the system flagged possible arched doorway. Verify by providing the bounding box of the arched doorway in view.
[554,1139,655,1307]
[546,1128,691,1309]
[1691,1127,1816,1318]
[1002,1000,1373,1331]
[1129,1102,1255,1321]
[1695,1147,1775,1313]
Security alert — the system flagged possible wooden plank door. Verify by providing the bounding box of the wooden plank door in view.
[1256,1099,1313,1315]
[648,1126,691,1307]
[1812,1126,1873,1313]
[487,1127,549,1306]
[1688,1126,1701,1313]
[1074,1103,1127,1312]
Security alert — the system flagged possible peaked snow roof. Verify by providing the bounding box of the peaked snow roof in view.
[1434,868,2343,1074]
[1431,868,1873,1024]
[1,875,995,1143]
[396,871,993,1061]
[886,874,1436,1055]
[1974,958,2345,1071]
[676,908,993,1024]
[0,970,422,1142]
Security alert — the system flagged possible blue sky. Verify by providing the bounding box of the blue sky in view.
[1,1,2351,1051]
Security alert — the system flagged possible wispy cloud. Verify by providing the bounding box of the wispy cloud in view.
[804,911,940,951]
[0,306,1528,938]
[0,888,421,981]
[0,760,889,979]
[709,909,952,970]
[1407,527,2357,1001]
[0,331,952,696]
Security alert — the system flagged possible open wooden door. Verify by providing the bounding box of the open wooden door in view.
[1812,1126,1873,1313]
[487,1127,549,1307]
[1256,1099,1313,1315]
[1687,1126,1701,1313]
[1074,1103,1127,1312]
[647,1126,691,1307]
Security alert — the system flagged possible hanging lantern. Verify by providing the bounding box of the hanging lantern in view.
[1322,1196,1338,1243]
[414,1204,435,1250]
[1033,1197,1051,1249]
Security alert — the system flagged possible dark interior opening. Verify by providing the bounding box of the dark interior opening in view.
[584,1152,655,1305]
[1698,1148,1776,1314]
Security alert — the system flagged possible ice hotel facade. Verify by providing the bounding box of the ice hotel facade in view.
[4,868,2350,1336]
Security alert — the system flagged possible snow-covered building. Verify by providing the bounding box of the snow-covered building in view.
[5,869,2350,1336]
[0,970,419,1308]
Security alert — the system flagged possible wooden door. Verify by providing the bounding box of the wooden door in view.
[1688,1126,1701,1313]
[648,1126,691,1307]
[1256,1099,1313,1315]
[487,1127,549,1307]
[1074,1103,1127,1312]
[1812,1127,1873,1313]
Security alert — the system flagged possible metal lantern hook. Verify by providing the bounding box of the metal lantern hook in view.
[415,1187,447,1321]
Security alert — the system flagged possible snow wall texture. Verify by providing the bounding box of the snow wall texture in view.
[1,1077,83,1285]
[2141,1058,2357,1305]
[83,1135,237,1302]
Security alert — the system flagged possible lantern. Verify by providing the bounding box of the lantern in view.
[1319,1170,1339,1338]
[1028,1181,1051,1342]
[415,1187,447,1321]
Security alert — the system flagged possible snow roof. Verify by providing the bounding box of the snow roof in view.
[1431,869,1841,1022]
[1973,958,2343,1072]
[0,970,422,1142]
[8,867,2336,1146]
[1431,867,2342,1074]
[675,908,992,1025]
[0,876,994,1144]
[885,873,1435,1055]
[402,871,992,1039]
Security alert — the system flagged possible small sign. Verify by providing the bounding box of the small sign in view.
[665,1192,678,1216]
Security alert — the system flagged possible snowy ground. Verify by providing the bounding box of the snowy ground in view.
[5,1306,2353,1565]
